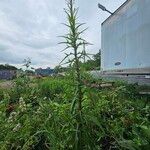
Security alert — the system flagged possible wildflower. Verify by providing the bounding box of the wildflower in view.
[13,123,21,132]
[26,103,32,108]
[44,97,47,100]
[8,111,18,123]
[36,107,41,114]
[19,97,25,105]
[48,114,52,119]
[19,97,26,112]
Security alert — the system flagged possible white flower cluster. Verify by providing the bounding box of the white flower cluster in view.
[13,123,21,132]
[8,111,18,123]
[36,107,41,114]
[48,114,52,119]
[43,97,47,100]
[19,97,27,112]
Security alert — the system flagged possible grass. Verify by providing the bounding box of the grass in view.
[0,79,5,83]
[0,76,149,149]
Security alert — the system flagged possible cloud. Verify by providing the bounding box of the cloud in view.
[0,0,126,68]
[0,44,8,51]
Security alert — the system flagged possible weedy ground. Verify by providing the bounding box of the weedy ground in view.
[0,76,149,150]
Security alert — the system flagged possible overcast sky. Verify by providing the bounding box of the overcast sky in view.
[0,0,126,69]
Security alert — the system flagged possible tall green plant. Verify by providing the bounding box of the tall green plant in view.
[60,0,89,149]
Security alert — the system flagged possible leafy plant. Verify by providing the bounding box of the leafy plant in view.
[59,0,90,149]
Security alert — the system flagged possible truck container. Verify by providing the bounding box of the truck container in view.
[101,0,150,74]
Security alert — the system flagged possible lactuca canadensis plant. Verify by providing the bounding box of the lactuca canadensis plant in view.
[60,0,89,149]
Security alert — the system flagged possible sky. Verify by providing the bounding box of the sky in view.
[0,0,126,69]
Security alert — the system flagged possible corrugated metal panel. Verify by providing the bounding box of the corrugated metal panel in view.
[101,0,150,72]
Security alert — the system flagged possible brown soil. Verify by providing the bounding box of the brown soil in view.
[0,80,14,89]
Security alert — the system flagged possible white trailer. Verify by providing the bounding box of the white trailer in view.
[101,0,150,75]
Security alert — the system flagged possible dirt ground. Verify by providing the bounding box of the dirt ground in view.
[0,80,14,89]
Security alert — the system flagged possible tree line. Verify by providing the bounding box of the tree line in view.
[0,64,17,70]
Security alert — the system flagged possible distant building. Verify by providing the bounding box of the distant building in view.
[35,67,54,76]
[0,70,17,80]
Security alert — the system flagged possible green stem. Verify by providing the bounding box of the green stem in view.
[74,46,83,150]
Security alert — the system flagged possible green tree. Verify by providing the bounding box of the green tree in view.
[80,51,101,71]
[93,51,101,69]
[0,64,17,70]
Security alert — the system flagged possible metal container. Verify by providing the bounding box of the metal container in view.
[101,0,150,74]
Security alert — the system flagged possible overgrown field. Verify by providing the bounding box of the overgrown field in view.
[0,75,149,150]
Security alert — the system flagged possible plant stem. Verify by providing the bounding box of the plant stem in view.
[61,0,89,148]
[74,45,83,149]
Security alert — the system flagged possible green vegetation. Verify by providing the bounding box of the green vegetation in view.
[0,64,17,70]
[0,76,149,150]
[60,0,89,148]
[55,51,101,73]
[0,1,149,150]
[81,52,101,71]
